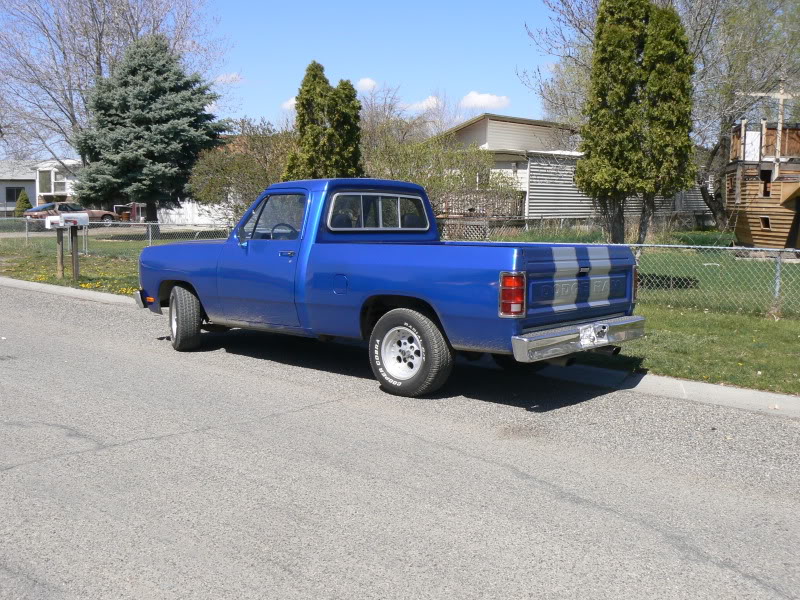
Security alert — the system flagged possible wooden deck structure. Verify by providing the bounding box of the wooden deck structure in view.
[726,121,800,248]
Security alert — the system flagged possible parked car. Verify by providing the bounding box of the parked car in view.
[24,202,117,227]
[135,178,644,397]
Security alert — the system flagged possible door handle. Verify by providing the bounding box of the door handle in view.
[279,250,296,257]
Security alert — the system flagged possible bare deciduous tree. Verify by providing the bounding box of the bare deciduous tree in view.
[521,0,800,227]
[0,0,222,163]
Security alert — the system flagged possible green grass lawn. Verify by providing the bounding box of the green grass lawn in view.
[578,304,800,396]
[0,236,143,294]
[635,247,799,317]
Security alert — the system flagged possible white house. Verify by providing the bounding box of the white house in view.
[34,159,81,204]
[446,113,709,220]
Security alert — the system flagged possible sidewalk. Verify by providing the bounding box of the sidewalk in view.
[537,362,800,419]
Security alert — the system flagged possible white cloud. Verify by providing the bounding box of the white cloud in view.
[356,77,377,92]
[406,95,441,112]
[459,91,510,110]
[281,96,296,110]
[214,72,243,85]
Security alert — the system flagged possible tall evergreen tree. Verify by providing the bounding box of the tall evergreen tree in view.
[329,80,364,178]
[637,4,695,243]
[75,35,223,221]
[284,61,364,180]
[574,0,649,243]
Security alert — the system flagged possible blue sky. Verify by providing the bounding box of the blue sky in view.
[211,0,552,124]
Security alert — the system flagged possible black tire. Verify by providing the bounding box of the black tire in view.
[101,214,114,226]
[169,285,203,351]
[369,308,453,397]
[492,353,546,373]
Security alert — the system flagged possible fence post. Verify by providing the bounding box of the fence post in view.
[147,222,152,246]
[24,218,29,246]
[56,228,64,279]
[770,251,783,317]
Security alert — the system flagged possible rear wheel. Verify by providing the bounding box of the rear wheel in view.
[369,308,453,397]
[169,285,203,351]
[101,214,114,226]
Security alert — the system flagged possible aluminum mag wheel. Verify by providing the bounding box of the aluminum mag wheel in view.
[368,308,454,397]
[381,326,423,380]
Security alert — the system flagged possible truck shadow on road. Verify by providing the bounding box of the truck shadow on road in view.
[190,329,616,413]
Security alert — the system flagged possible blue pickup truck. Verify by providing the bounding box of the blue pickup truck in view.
[136,178,644,397]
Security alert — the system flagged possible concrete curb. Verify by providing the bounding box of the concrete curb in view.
[537,363,800,419]
[0,276,134,307]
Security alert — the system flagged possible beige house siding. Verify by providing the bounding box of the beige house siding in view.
[455,120,488,148]
[486,119,560,151]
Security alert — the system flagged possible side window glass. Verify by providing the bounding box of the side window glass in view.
[252,194,306,240]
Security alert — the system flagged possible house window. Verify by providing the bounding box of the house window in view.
[54,171,67,193]
[760,216,772,230]
[760,170,772,197]
[38,170,52,194]
[5,187,24,205]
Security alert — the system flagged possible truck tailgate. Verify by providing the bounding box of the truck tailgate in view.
[520,244,635,328]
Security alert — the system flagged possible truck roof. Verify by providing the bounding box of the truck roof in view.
[268,178,426,194]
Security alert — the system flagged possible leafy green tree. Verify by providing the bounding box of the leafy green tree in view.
[637,4,696,243]
[366,134,519,216]
[190,118,298,222]
[575,0,649,243]
[14,189,31,216]
[75,35,224,221]
[284,61,364,180]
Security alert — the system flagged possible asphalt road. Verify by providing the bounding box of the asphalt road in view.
[1,286,799,600]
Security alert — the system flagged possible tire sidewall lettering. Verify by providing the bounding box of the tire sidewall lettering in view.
[374,319,429,388]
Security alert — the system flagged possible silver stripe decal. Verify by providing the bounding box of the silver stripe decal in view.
[587,246,611,305]
[551,246,579,306]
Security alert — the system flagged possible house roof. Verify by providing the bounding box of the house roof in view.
[0,160,38,181]
[441,113,573,137]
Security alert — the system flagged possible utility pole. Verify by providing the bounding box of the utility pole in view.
[738,78,798,178]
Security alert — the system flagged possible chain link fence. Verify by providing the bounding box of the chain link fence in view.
[2,216,798,318]
[0,218,230,258]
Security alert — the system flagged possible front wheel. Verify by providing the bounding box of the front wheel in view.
[369,308,453,397]
[169,285,203,351]
[101,214,114,226]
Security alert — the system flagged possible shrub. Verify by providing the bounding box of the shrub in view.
[14,189,32,217]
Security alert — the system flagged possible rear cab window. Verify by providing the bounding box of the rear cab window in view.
[327,193,429,231]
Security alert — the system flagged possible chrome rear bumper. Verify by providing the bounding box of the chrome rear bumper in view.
[511,315,645,363]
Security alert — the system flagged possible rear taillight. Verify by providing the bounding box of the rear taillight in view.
[632,265,639,302]
[499,272,526,317]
